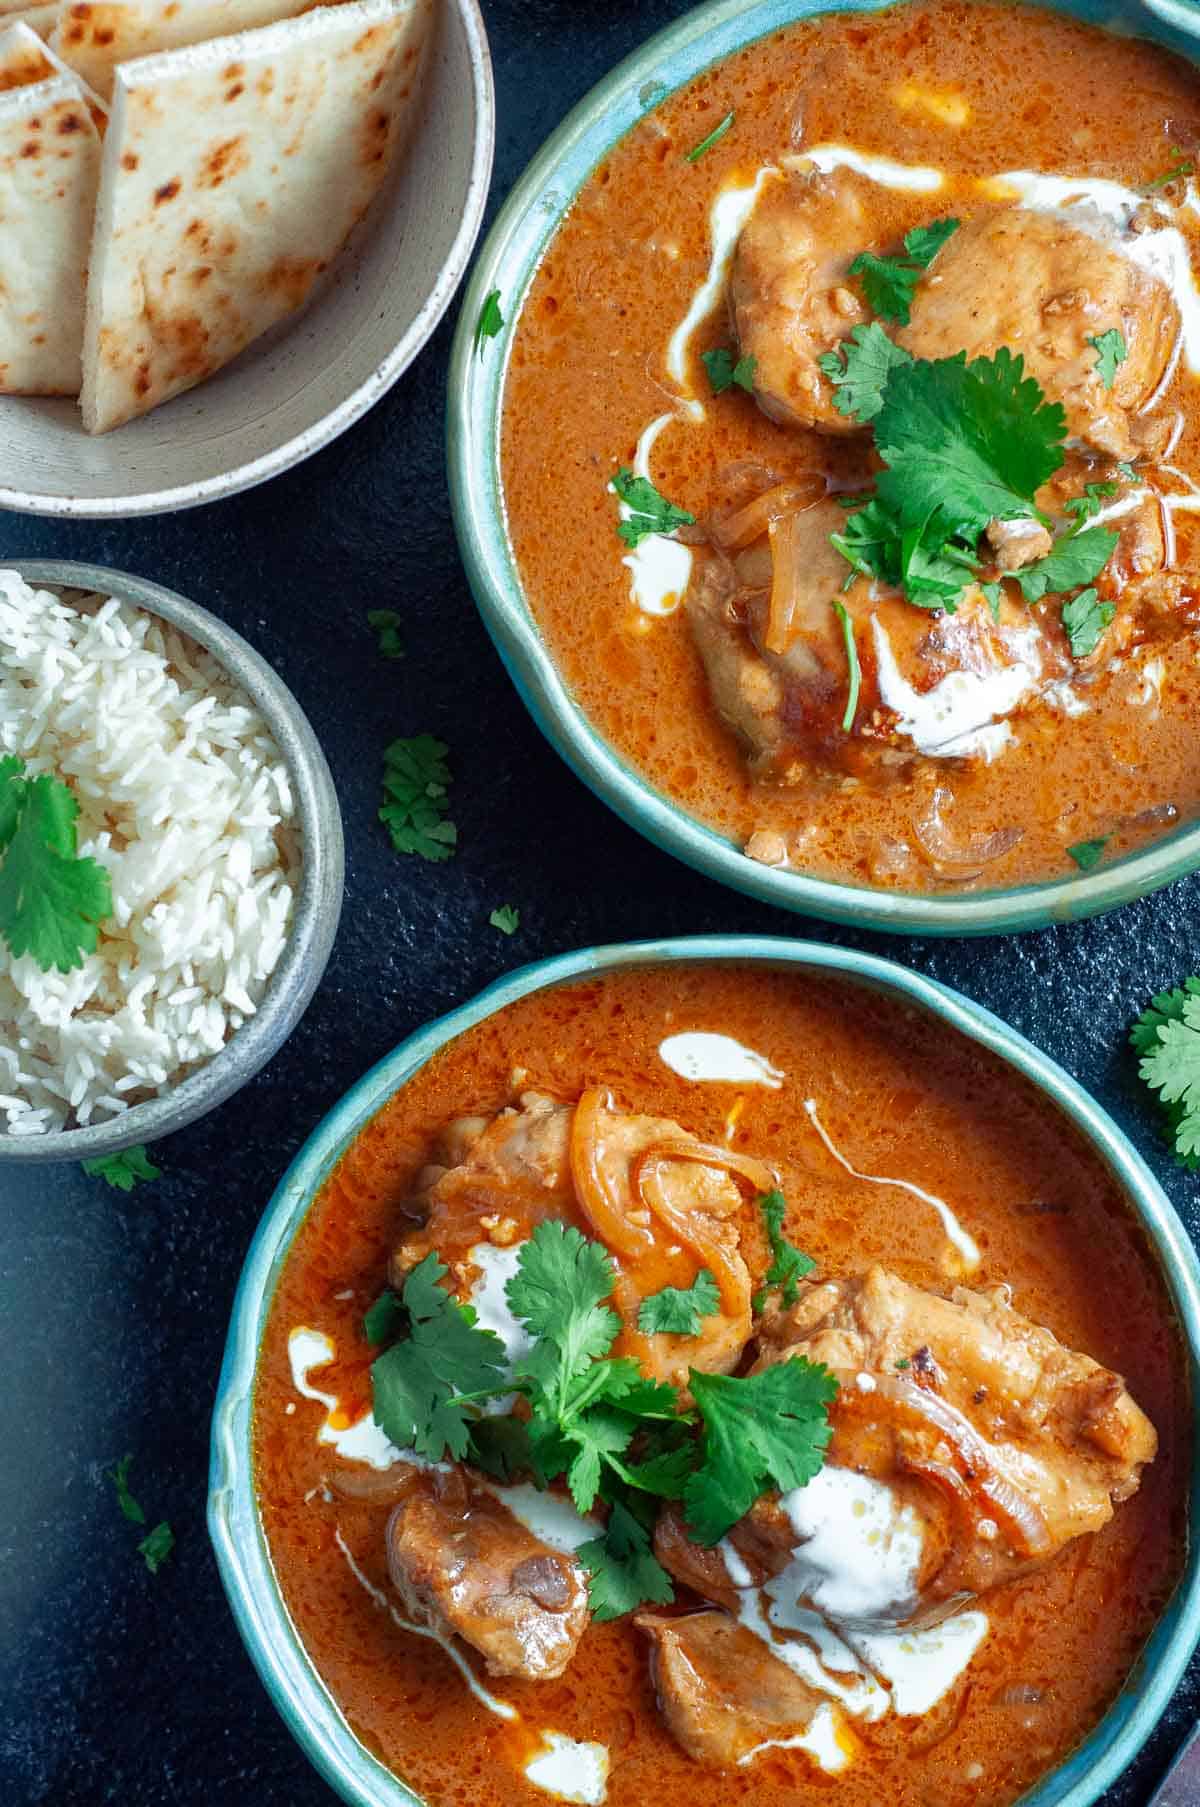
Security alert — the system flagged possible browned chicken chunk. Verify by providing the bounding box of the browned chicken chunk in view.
[900,208,1179,459]
[754,1266,1157,1605]
[637,1610,830,1765]
[386,1468,590,1680]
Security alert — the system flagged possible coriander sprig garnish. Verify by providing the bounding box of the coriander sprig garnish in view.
[612,467,694,549]
[847,216,960,325]
[0,758,112,973]
[368,1213,835,1617]
[1132,979,1200,1169]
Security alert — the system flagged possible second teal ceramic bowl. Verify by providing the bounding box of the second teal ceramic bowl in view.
[209,935,1200,1807]
[447,0,1200,937]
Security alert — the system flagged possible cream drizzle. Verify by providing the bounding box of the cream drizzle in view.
[524,1731,610,1804]
[665,166,778,387]
[658,1029,785,1087]
[870,616,1037,763]
[615,412,694,617]
[737,1703,850,1772]
[332,1526,518,1722]
[287,1327,407,1470]
[802,143,946,191]
[803,1097,981,1272]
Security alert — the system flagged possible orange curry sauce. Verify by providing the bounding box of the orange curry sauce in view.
[501,0,1200,892]
[254,966,1188,1807]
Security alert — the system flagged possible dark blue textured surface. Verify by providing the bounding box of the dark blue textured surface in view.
[0,1,1197,1801]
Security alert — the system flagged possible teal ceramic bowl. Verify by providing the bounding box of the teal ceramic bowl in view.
[447,0,1200,937]
[210,935,1200,1807]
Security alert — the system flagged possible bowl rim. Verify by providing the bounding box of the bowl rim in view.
[0,558,345,1162]
[445,0,1200,938]
[1,0,495,520]
[209,933,1200,1807]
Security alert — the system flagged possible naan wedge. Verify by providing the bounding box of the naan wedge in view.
[80,0,430,433]
[5,5,61,37]
[51,0,333,103]
[0,17,55,80]
[0,72,100,391]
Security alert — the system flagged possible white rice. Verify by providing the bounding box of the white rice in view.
[0,570,300,1136]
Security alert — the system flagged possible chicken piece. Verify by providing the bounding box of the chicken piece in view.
[637,1610,830,1765]
[386,1467,589,1681]
[900,207,1178,460]
[391,1089,772,1392]
[754,1266,1157,1604]
[730,166,874,433]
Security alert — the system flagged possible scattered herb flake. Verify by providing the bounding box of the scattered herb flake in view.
[1067,836,1111,872]
[1088,329,1127,390]
[685,111,734,163]
[489,905,521,936]
[753,1189,815,1313]
[109,1454,146,1526]
[848,216,960,324]
[81,1146,161,1191]
[701,347,756,395]
[831,599,861,733]
[638,1269,721,1337]
[1061,586,1115,659]
[895,1357,911,1371]
[819,322,913,423]
[367,610,405,660]
[1145,157,1194,190]
[380,735,457,862]
[1132,979,1200,1169]
[0,766,112,973]
[138,1521,175,1575]
[473,288,504,356]
[612,467,695,550]
[1063,481,1120,525]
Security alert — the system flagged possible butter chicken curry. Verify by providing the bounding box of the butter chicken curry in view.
[502,0,1200,891]
[254,963,1187,1806]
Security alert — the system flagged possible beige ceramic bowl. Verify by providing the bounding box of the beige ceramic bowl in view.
[0,0,493,518]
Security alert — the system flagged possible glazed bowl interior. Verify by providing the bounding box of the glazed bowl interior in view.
[447,0,1200,937]
[209,935,1200,1807]
[0,560,345,1164]
[2,0,493,519]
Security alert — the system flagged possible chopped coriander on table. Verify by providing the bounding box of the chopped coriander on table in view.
[81,1146,161,1191]
[380,735,457,862]
[847,216,959,325]
[0,759,112,973]
[685,110,734,162]
[1060,586,1115,659]
[490,904,521,936]
[1067,836,1110,872]
[1088,328,1127,390]
[368,1217,837,1617]
[473,288,504,355]
[1132,979,1200,1170]
[138,1522,175,1575]
[367,609,405,659]
[107,1455,174,1573]
[109,1454,146,1525]
[611,467,694,549]
[638,1268,721,1336]
[701,347,756,395]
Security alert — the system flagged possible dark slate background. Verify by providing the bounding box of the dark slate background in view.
[0,0,1197,1800]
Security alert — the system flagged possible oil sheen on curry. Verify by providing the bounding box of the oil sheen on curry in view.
[501,0,1200,892]
[254,965,1187,1807]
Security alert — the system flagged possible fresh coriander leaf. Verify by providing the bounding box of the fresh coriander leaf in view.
[701,348,755,395]
[363,1289,405,1346]
[848,217,959,325]
[109,1454,147,1525]
[1116,460,1139,483]
[612,467,695,550]
[981,581,1003,620]
[380,735,457,863]
[507,1221,621,1397]
[466,1415,536,1481]
[366,610,405,660]
[564,1405,638,1513]
[831,495,904,586]
[1136,985,1200,1168]
[1067,836,1111,872]
[138,1521,174,1575]
[1088,329,1127,390]
[831,599,861,733]
[638,1269,721,1337]
[0,773,112,973]
[1007,526,1118,604]
[608,1440,699,1499]
[819,323,913,422]
[577,1500,675,1619]
[752,1189,815,1313]
[1063,481,1120,525]
[473,288,504,356]
[81,1145,161,1191]
[1144,157,1194,190]
[370,1253,509,1461]
[874,350,1066,542]
[0,755,23,849]
[895,1357,911,1371]
[683,1358,838,1545]
[1061,586,1114,659]
[490,905,520,936]
[685,111,733,163]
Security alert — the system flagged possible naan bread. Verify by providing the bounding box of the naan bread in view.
[5,4,61,36]
[80,0,430,434]
[0,17,55,81]
[51,0,331,103]
[0,71,101,391]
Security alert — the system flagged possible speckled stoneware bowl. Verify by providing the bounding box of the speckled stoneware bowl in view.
[209,935,1200,1807]
[447,0,1200,937]
[1,0,493,519]
[0,559,344,1164]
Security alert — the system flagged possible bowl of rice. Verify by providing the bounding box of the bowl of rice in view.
[0,561,344,1161]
